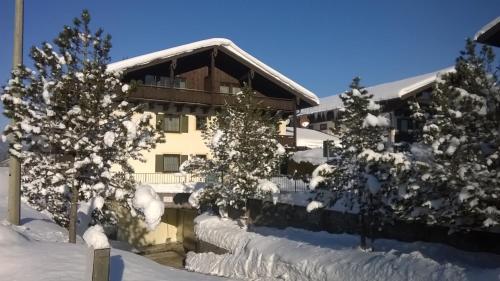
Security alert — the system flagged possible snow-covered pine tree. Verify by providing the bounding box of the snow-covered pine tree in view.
[312,78,409,249]
[184,85,285,217]
[2,10,163,243]
[397,39,500,231]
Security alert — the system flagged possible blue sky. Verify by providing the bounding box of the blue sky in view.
[0,0,498,129]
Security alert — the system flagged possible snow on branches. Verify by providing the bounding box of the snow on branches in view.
[1,10,163,240]
[397,39,500,231]
[183,86,286,215]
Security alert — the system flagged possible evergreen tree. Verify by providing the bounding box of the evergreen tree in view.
[397,39,500,231]
[2,10,163,242]
[184,86,285,217]
[312,78,409,249]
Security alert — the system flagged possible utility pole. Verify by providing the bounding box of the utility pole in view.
[8,0,23,225]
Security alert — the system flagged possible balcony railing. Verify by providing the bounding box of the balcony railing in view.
[129,85,296,112]
[132,173,310,193]
[132,173,205,185]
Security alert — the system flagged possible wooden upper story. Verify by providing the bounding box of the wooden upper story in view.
[108,38,319,114]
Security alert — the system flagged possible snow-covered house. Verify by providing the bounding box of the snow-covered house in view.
[297,67,453,142]
[475,16,500,47]
[108,38,319,181]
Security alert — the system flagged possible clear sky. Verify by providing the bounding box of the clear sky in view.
[0,0,498,129]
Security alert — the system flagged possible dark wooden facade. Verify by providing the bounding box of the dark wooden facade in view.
[122,48,309,113]
[118,46,314,147]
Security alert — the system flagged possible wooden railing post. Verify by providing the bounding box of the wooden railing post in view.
[85,247,110,281]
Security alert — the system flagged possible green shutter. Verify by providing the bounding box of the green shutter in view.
[155,155,164,172]
[180,115,189,133]
[323,141,328,157]
[156,112,165,131]
[180,155,188,165]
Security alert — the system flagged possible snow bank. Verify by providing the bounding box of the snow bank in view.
[83,224,110,249]
[186,214,490,281]
[132,185,164,230]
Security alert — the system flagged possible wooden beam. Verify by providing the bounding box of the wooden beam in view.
[169,59,177,86]
[209,48,217,93]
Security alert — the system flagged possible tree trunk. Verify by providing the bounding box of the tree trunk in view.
[68,187,78,243]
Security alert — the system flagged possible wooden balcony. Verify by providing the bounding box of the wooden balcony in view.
[128,85,296,112]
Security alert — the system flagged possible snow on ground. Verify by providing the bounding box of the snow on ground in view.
[0,168,232,281]
[186,214,500,281]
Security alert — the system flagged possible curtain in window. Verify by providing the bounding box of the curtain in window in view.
[165,116,180,132]
[163,155,179,172]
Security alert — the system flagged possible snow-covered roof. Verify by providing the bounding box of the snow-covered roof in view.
[299,67,454,116]
[286,127,338,148]
[107,38,319,106]
[474,17,500,47]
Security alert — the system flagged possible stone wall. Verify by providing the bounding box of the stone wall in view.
[247,199,500,255]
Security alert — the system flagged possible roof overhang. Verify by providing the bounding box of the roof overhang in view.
[107,38,319,106]
[475,17,500,47]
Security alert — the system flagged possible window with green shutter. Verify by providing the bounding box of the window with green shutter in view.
[165,115,181,132]
[163,154,180,172]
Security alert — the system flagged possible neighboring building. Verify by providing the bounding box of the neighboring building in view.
[297,68,453,142]
[107,38,319,177]
[284,127,337,149]
[475,16,500,47]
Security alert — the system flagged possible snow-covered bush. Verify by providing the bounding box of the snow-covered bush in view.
[183,86,286,216]
[1,10,163,242]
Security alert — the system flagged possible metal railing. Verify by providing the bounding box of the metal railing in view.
[132,173,205,185]
[132,173,310,193]
[271,176,310,193]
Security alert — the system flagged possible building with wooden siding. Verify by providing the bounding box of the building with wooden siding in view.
[297,67,453,143]
[108,38,319,176]
[475,16,500,47]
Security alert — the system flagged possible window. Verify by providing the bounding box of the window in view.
[173,77,186,89]
[196,116,207,130]
[220,82,241,94]
[320,123,327,130]
[164,115,180,132]
[144,75,186,89]
[163,155,180,172]
[195,154,207,160]
[219,84,230,94]
[145,75,156,86]
[397,118,413,133]
[231,86,241,94]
